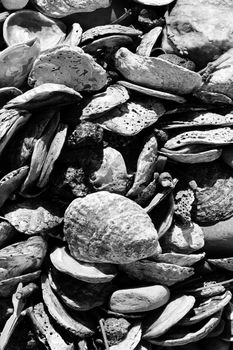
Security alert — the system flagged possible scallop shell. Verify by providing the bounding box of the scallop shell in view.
[50,246,117,283]
[28,45,108,92]
[114,48,202,95]
[2,198,63,235]
[5,83,82,110]
[3,10,66,51]
[31,0,112,18]
[119,260,194,286]
[64,191,160,264]
[95,97,165,136]
[0,38,40,88]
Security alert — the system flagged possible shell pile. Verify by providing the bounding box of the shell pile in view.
[1,0,233,349]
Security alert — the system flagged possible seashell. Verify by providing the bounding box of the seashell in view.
[64,191,160,264]
[160,147,222,164]
[81,84,130,121]
[20,111,60,193]
[127,133,158,198]
[0,166,29,208]
[50,246,117,283]
[164,128,233,150]
[0,270,41,297]
[1,0,29,10]
[109,285,170,313]
[82,35,134,56]
[0,236,47,282]
[132,0,175,5]
[208,258,233,271]
[148,310,222,346]
[49,267,113,311]
[109,322,142,350]
[31,0,112,18]
[154,252,206,267]
[180,291,232,326]
[159,53,196,71]
[152,193,174,238]
[102,317,131,346]
[161,223,205,254]
[136,27,163,56]
[28,45,108,92]
[2,198,63,235]
[119,260,194,286]
[0,38,40,88]
[0,108,31,158]
[194,90,233,105]
[129,173,159,207]
[95,97,165,136]
[5,83,82,110]
[81,25,143,44]
[41,274,94,337]
[89,146,131,195]
[114,48,202,95]
[118,80,186,104]
[28,302,75,350]
[63,23,82,47]
[38,123,68,188]
[3,10,66,52]
[161,0,233,68]
[0,220,17,249]
[143,295,196,339]
[0,87,22,108]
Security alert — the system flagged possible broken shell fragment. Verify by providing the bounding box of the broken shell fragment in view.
[0,38,40,88]
[114,48,202,95]
[41,274,94,337]
[95,97,165,136]
[154,252,206,267]
[63,23,82,47]
[82,35,134,56]
[136,27,163,56]
[64,191,160,264]
[81,84,130,121]
[5,83,82,110]
[109,285,170,313]
[110,322,142,350]
[28,46,108,92]
[143,295,196,339]
[3,10,66,51]
[0,270,41,297]
[50,246,117,283]
[49,267,113,311]
[2,198,63,235]
[160,148,222,164]
[31,0,112,18]
[119,260,194,286]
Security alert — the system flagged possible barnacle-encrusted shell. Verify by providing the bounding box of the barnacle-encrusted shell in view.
[32,0,111,18]
[28,46,108,92]
[0,38,40,88]
[64,191,160,264]
[2,198,63,235]
[3,10,66,51]
[95,97,165,136]
[114,48,202,95]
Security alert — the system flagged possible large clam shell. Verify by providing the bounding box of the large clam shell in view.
[0,38,40,88]
[3,10,66,51]
[64,191,160,264]
[28,45,108,92]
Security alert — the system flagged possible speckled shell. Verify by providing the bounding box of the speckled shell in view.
[2,198,63,235]
[114,48,202,95]
[28,46,108,92]
[64,191,160,264]
[32,0,111,18]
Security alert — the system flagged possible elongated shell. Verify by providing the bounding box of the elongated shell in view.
[0,38,40,88]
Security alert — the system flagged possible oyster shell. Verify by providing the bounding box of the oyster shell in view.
[114,48,202,95]
[0,38,40,88]
[31,0,112,18]
[49,267,113,311]
[50,246,117,283]
[109,285,170,313]
[95,97,165,136]
[64,191,160,264]
[2,198,63,235]
[5,83,82,110]
[28,46,108,92]
[81,84,130,121]
[143,295,196,339]
[3,10,66,51]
